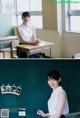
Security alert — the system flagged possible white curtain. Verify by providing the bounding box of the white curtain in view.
[0,0,2,12]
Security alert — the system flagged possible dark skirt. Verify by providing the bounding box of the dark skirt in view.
[60,115,65,118]
[17,47,41,58]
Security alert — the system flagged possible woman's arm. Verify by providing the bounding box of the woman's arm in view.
[32,27,42,43]
[32,27,37,42]
[37,110,50,117]
[16,27,37,45]
[56,92,66,118]
[49,92,67,118]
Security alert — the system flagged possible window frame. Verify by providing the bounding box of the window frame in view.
[65,1,80,32]
[15,0,43,29]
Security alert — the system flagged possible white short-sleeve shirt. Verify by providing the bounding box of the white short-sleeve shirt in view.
[18,23,35,43]
[48,86,69,116]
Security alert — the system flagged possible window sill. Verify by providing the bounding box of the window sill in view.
[65,30,80,34]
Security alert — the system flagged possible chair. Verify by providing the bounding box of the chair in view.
[0,40,19,59]
[0,50,5,58]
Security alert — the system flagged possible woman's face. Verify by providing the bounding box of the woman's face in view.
[22,16,30,24]
[48,77,60,89]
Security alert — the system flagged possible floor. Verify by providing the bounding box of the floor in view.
[0,51,17,59]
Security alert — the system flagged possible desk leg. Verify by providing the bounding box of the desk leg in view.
[10,41,13,58]
[50,47,52,58]
[19,48,21,58]
[26,51,29,58]
[3,52,5,58]
[41,53,43,58]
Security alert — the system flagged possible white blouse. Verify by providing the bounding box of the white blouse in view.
[48,86,69,116]
[18,23,35,43]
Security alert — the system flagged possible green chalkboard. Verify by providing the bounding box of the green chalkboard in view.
[0,60,80,118]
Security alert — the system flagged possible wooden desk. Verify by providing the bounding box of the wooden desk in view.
[0,36,18,58]
[17,41,54,58]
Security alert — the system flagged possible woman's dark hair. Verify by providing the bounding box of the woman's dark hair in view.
[47,70,61,85]
[22,11,30,17]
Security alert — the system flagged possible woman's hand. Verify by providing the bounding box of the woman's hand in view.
[37,110,46,117]
[36,39,42,44]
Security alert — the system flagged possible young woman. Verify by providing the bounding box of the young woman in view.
[16,11,42,58]
[37,70,69,118]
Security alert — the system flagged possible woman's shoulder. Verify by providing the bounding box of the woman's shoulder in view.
[59,87,67,97]
[58,86,66,95]
[16,24,23,31]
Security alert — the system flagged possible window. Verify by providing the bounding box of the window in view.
[16,0,29,12]
[16,0,43,29]
[65,0,80,32]
[1,0,42,29]
[1,0,14,12]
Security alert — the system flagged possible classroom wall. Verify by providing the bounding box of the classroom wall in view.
[0,13,14,48]
[61,32,80,58]
[36,29,61,58]
[0,13,13,36]
[0,60,80,118]
[35,30,80,58]
[42,0,57,30]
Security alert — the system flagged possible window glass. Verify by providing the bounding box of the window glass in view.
[17,15,43,29]
[17,15,23,26]
[16,0,43,29]
[70,16,80,31]
[2,0,14,12]
[66,2,80,31]
[30,0,42,11]
[31,16,43,29]
[17,0,29,12]
[0,0,43,29]
[70,4,80,10]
